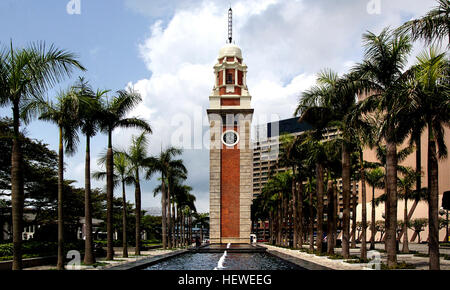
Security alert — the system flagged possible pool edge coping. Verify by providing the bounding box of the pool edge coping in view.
[104,249,189,270]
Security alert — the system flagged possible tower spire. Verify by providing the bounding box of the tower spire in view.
[228,7,233,44]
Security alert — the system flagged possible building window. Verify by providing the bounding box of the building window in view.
[226,73,233,84]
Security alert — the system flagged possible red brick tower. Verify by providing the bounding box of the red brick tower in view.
[207,8,253,244]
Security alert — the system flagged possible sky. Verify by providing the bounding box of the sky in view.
[0,0,439,213]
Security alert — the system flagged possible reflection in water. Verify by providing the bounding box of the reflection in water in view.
[144,253,305,270]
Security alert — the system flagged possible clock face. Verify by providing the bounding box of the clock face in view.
[222,130,239,146]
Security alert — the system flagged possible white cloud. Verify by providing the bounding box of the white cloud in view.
[119,0,437,212]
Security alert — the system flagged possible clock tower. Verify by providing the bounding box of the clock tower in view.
[207,8,253,244]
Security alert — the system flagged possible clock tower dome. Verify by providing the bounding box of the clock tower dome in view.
[207,8,253,244]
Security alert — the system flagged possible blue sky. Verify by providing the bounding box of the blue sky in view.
[0,0,439,213]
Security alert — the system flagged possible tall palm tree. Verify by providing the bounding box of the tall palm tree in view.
[168,167,187,247]
[38,90,83,270]
[353,28,413,267]
[0,41,84,270]
[94,150,134,258]
[406,47,449,269]
[194,213,209,243]
[278,134,308,248]
[397,0,450,47]
[146,147,185,249]
[296,69,362,258]
[365,168,385,250]
[98,89,152,260]
[397,168,420,254]
[73,77,106,265]
[348,108,377,259]
[123,132,153,256]
[173,184,193,246]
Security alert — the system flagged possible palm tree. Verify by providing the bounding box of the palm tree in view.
[347,110,376,259]
[146,147,185,249]
[397,0,450,47]
[38,90,83,270]
[0,41,84,270]
[123,132,153,256]
[173,184,193,246]
[167,167,187,247]
[365,168,385,250]
[153,164,187,248]
[397,168,420,254]
[296,69,362,258]
[94,150,134,258]
[194,213,209,243]
[353,28,413,267]
[73,77,106,265]
[278,134,309,248]
[405,47,449,269]
[98,89,152,260]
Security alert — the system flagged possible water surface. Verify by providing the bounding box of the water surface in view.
[144,252,305,270]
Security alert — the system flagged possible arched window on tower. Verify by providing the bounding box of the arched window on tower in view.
[226,73,233,84]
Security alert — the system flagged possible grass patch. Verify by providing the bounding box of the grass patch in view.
[374,262,416,270]
[314,251,327,256]
[398,250,418,255]
[344,257,372,264]
[0,253,52,261]
[327,254,345,260]
[81,262,109,268]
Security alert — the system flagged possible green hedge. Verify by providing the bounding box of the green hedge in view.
[0,241,84,258]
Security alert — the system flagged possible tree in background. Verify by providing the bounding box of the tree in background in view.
[98,89,151,260]
[0,41,84,270]
[398,0,450,47]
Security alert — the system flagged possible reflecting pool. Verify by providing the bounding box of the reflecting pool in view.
[144,252,305,270]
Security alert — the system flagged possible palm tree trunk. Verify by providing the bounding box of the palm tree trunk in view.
[278,202,282,246]
[309,188,314,251]
[316,163,324,253]
[428,127,440,270]
[83,135,95,265]
[333,182,338,249]
[402,196,409,253]
[11,102,24,270]
[57,126,65,270]
[172,200,175,247]
[370,186,376,250]
[189,214,192,246]
[298,182,303,248]
[122,179,128,258]
[292,167,298,248]
[385,139,398,267]
[398,135,422,241]
[351,180,357,249]
[360,149,367,260]
[167,186,172,248]
[106,130,114,260]
[161,176,167,249]
[341,144,351,259]
[327,179,335,255]
[135,172,142,256]
[181,211,185,246]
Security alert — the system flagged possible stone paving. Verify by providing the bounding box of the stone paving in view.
[262,243,450,270]
[263,244,370,270]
